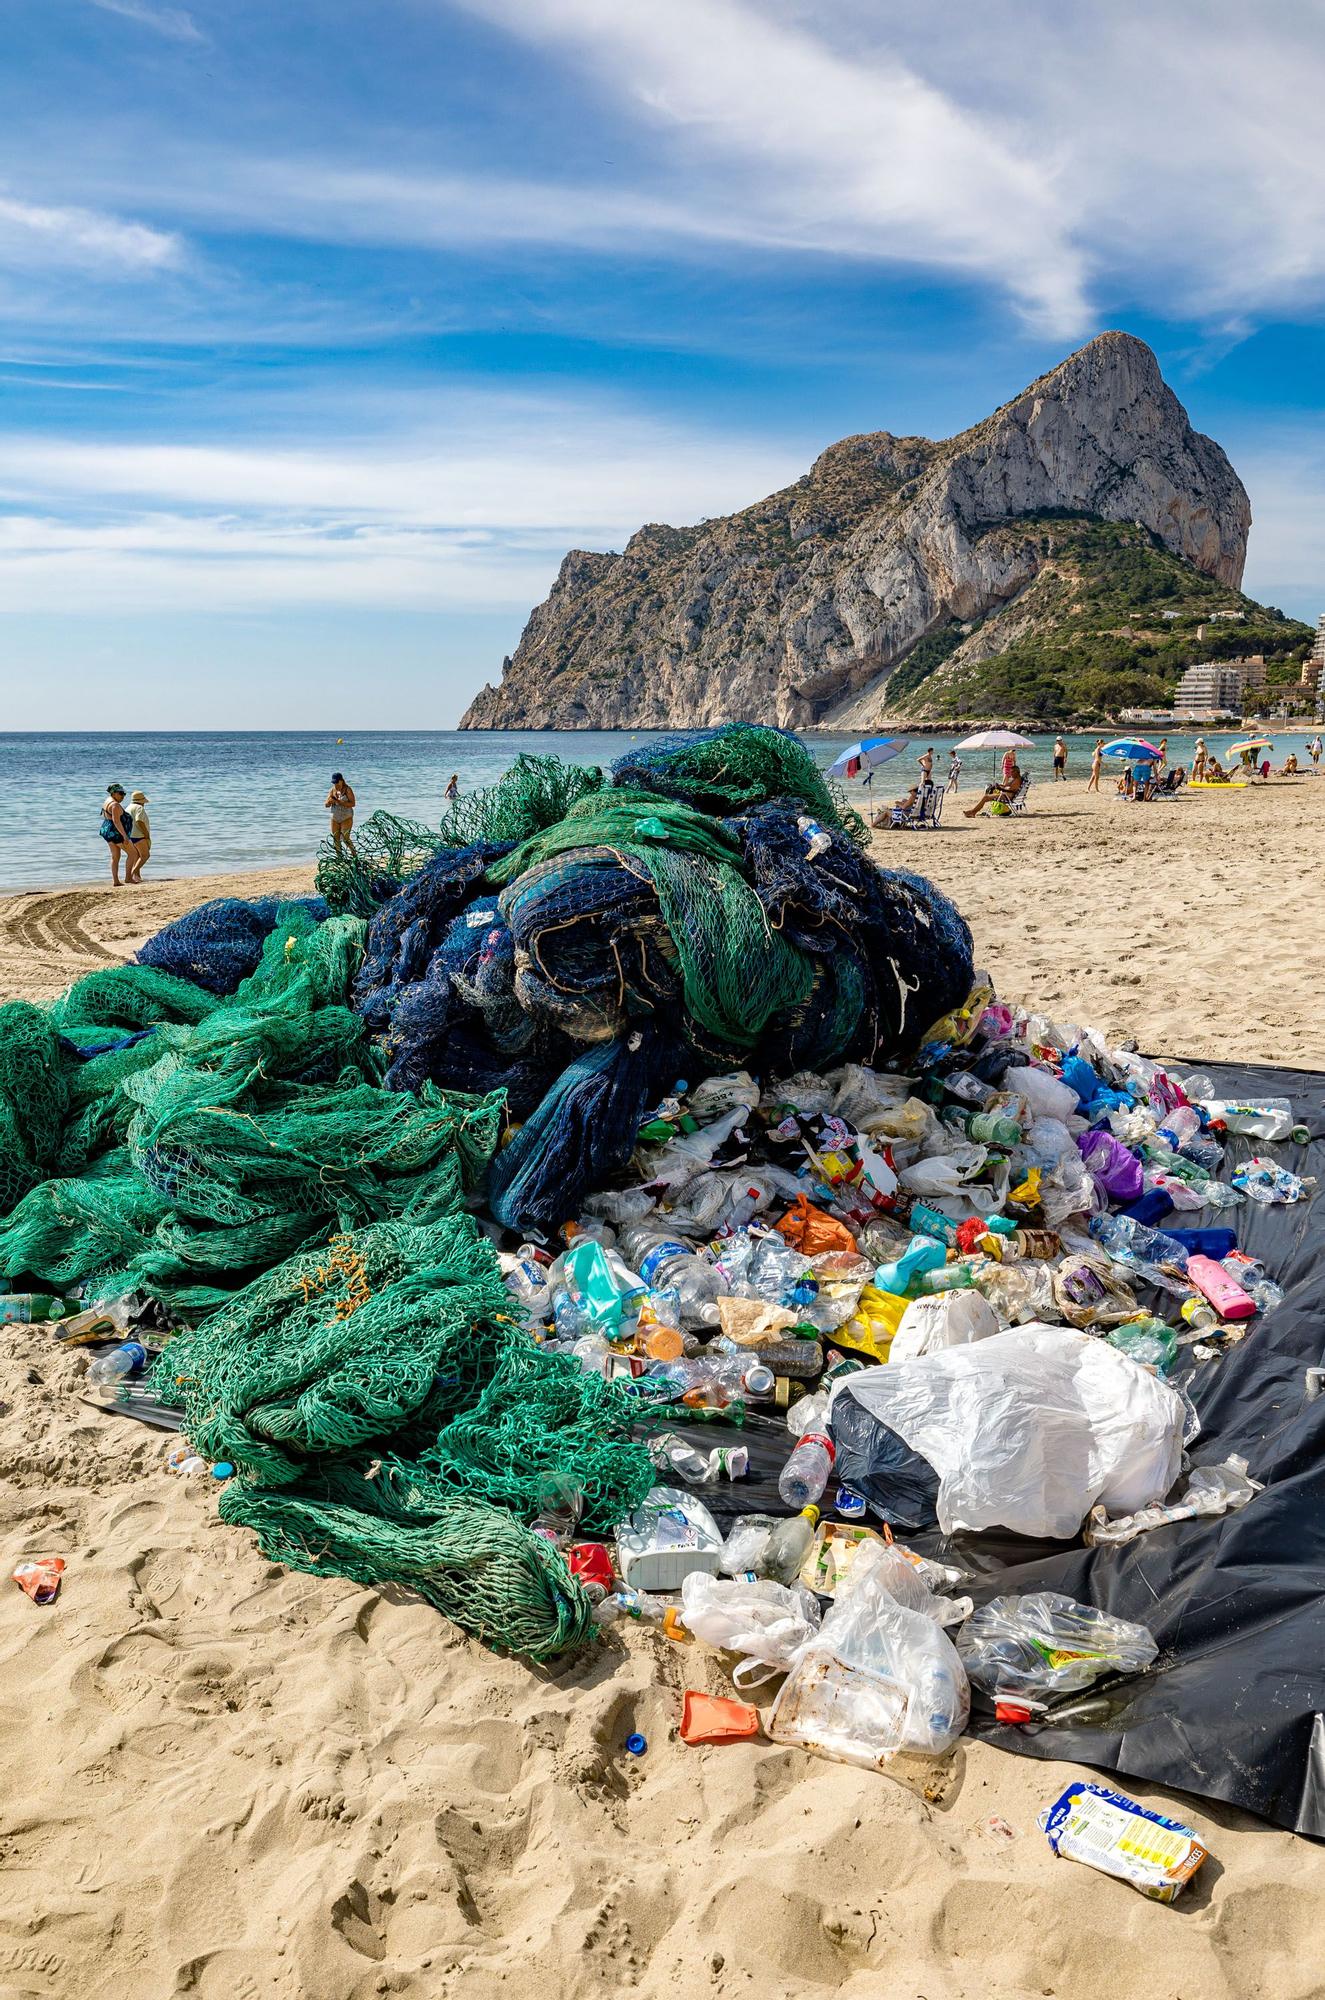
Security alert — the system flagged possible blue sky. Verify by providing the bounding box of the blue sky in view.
[1,0,1323,728]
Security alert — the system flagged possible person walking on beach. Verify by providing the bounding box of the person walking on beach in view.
[445,773,460,804]
[946,748,962,792]
[1310,735,1322,770]
[126,791,151,879]
[1087,739,1103,791]
[1052,735,1067,781]
[325,772,357,856]
[99,784,135,886]
[1193,737,1209,781]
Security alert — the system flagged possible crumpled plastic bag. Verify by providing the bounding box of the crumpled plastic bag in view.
[716,1295,796,1346]
[775,1195,858,1257]
[889,1289,1000,1364]
[680,1570,822,1687]
[768,1542,969,1766]
[688,1072,760,1119]
[1077,1131,1144,1202]
[827,1326,1185,1540]
[958,1590,1157,1698]
[1011,1065,1079,1122]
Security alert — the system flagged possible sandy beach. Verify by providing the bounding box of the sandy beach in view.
[3,773,1325,1999]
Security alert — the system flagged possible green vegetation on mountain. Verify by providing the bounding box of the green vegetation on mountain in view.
[897,517,1312,722]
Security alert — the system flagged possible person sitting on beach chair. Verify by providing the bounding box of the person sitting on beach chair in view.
[964,764,1025,818]
[874,781,942,830]
[1157,765,1187,795]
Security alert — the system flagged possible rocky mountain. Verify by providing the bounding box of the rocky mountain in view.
[460,332,1256,731]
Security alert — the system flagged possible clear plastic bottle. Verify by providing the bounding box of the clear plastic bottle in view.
[86,1340,149,1390]
[530,1473,583,1545]
[759,1505,820,1584]
[618,1226,723,1328]
[797,815,832,859]
[1088,1213,1190,1268]
[778,1433,835,1508]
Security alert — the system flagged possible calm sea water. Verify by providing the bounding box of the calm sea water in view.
[2,726,1316,892]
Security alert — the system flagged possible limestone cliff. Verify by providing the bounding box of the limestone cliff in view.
[460,332,1252,731]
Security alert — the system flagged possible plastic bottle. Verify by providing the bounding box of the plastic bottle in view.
[618,1226,723,1328]
[943,1107,1023,1146]
[874,1234,948,1295]
[1088,1213,1189,1268]
[778,1433,834,1508]
[759,1505,821,1584]
[1185,1254,1256,1321]
[86,1340,149,1390]
[797,815,832,859]
[529,1473,584,1545]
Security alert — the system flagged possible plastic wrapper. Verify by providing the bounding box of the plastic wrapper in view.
[828,1327,1186,1540]
[768,1542,969,1767]
[1084,1457,1262,1545]
[958,1591,1158,1698]
[1040,1784,1208,1902]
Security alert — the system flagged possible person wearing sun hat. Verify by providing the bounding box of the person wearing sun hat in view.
[126,790,151,878]
[99,784,135,886]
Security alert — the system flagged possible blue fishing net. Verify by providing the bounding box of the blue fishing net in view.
[136,895,330,995]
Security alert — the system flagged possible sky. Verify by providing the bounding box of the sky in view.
[1,0,1324,728]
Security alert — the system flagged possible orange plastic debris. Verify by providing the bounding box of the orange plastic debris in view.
[12,1556,65,1604]
[775,1196,857,1257]
[680,1691,761,1745]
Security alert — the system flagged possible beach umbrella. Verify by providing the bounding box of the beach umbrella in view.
[956,728,1034,781]
[955,730,1034,751]
[1225,738,1273,761]
[1101,738,1161,761]
[826,736,909,790]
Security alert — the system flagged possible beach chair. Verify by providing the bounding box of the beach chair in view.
[990,775,1031,817]
[886,782,944,830]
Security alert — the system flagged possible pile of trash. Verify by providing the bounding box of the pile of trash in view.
[1,725,1315,1851]
[477,989,1306,1803]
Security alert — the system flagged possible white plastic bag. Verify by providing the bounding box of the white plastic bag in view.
[889,1290,1000,1364]
[680,1571,822,1686]
[828,1327,1185,1540]
[1013,1066,1079,1123]
[768,1543,969,1767]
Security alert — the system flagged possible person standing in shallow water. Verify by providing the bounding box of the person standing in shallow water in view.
[325,772,357,856]
[445,773,460,804]
[100,784,134,886]
[1052,735,1067,780]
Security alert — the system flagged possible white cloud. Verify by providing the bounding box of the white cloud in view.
[0,395,805,613]
[0,192,180,272]
[446,0,1089,334]
[86,0,204,43]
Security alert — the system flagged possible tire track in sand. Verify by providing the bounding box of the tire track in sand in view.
[0,891,124,1002]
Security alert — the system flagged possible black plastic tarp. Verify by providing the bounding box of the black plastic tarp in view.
[664,1059,1325,1835]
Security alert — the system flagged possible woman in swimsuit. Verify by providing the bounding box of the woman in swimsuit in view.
[325,772,357,856]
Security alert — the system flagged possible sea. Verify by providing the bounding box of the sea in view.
[2,725,1318,893]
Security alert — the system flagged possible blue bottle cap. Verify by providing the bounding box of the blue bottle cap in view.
[625,1732,647,1756]
[211,1461,234,1480]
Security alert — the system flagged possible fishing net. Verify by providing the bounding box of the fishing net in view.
[344,733,972,1226]
[0,727,971,1657]
[136,895,329,994]
[156,1213,654,1657]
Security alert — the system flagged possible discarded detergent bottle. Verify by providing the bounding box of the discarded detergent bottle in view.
[759,1505,820,1585]
[86,1340,149,1391]
[778,1432,835,1508]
